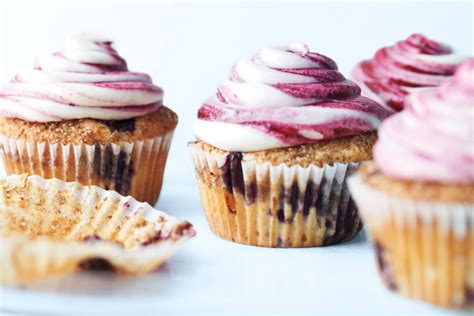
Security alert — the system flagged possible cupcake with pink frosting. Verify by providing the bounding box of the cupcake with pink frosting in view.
[352,33,467,113]
[0,33,177,205]
[349,59,474,308]
[189,43,390,247]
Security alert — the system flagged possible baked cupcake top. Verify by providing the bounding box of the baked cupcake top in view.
[374,58,474,184]
[195,42,390,152]
[0,33,163,122]
[352,34,467,112]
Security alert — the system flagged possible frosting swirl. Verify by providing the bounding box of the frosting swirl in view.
[352,33,467,112]
[374,58,474,184]
[195,43,390,152]
[0,33,163,122]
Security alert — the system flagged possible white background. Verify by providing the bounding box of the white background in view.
[0,0,473,315]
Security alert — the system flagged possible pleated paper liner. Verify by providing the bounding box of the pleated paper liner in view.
[0,174,195,285]
[0,131,174,205]
[189,143,362,248]
[349,175,474,308]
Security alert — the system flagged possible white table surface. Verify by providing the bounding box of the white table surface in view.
[0,166,472,315]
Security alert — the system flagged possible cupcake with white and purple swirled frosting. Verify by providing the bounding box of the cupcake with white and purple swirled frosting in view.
[189,43,391,247]
[0,33,177,205]
[349,59,474,308]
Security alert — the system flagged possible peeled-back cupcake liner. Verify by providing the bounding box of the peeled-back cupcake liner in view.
[0,131,174,205]
[189,143,362,248]
[0,174,195,285]
[348,175,474,308]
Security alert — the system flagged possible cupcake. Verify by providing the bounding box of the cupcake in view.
[0,33,177,205]
[349,59,474,307]
[189,43,391,247]
[352,33,467,113]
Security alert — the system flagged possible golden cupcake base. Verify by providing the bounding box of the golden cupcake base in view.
[349,174,473,308]
[189,141,365,247]
[0,107,178,205]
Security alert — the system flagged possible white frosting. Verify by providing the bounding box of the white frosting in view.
[194,120,284,151]
[0,82,160,107]
[219,81,312,107]
[195,43,390,152]
[233,60,315,84]
[415,53,469,65]
[0,33,162,122]
[14,69,150,84]
[255,44,316,69]
[0,97,151,121]
[203,95,383,126]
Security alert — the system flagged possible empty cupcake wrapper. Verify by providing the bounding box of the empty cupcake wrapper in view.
[0,132,174,205]
[189,143,362,247]
[0,174,195,285]
[349,175,474,308]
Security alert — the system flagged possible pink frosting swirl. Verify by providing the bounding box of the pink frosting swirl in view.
[195,43,390,151]
[352,34,467,113]
[374,58,474,184]
[0,33,163,122]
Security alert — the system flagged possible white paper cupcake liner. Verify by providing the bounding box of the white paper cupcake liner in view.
[0,132,174,205]
[349,175,474,308]
[189,143,362,247]
[0,174,195,285]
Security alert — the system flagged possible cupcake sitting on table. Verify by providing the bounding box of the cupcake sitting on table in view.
[352,33,467,113]
[0,33,177,205]
[189,42,391,247]
[349,59,474,308]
